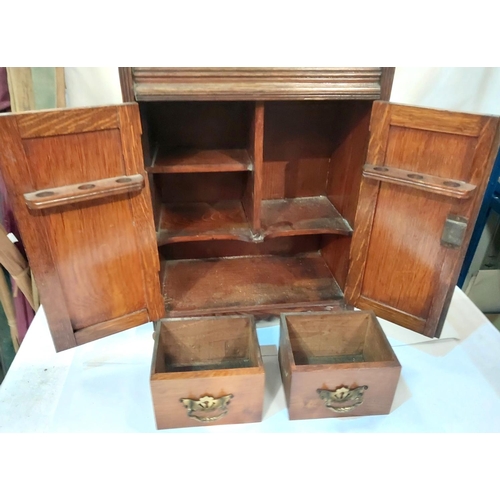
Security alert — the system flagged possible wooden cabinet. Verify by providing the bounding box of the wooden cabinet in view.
[0,68,498,352]
[0,105,164,350]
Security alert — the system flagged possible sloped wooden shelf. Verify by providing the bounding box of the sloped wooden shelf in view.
[162,253,344,316]
[148,147,252,173]
[157,200,252,245]
[261,196,352,238]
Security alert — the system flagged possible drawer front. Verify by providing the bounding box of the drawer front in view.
[284,364,401,420]
[151,370,265,429]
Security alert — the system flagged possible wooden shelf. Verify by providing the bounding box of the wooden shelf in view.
[148,148,252,173]
[162,253,343,316]
[157,200,252,245]
[261,196,352,237]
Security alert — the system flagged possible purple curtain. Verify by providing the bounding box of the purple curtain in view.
[0,68,35,343]
[0,68,10,112]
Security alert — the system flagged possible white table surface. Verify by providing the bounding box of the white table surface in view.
[1,286,500,433]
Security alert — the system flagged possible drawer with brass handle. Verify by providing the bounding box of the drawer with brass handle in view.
[279,310,401,420]
[150,315,265,429]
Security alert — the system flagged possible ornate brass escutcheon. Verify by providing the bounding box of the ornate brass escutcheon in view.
[180,394,234,422]
[317,385,368,413]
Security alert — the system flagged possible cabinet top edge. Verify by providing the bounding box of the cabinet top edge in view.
[120,67,394,102]
[131,67,385,79]
[132,67,383,72]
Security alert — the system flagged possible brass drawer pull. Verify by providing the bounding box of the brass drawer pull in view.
[317,385,368,413]
[180,394,233,422]
[24,174,145,210]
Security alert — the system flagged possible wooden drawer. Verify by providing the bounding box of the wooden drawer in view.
[150,315,265,429]
[279,311,401,420]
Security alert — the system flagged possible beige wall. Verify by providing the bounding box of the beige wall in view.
[64,67,122,107]
[65,67,500,115]
[391,67,500,114]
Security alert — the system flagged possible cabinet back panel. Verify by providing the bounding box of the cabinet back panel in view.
[160,172,247,203]
[262,159,331,199]
[143,101,253,150]
[159,235,321,260]
[263,101,339,199]
[262,101,372,202]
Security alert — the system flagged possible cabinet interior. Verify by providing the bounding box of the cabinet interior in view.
[140,99,373,317]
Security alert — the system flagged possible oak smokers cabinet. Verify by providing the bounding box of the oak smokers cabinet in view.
[0,68,498,352]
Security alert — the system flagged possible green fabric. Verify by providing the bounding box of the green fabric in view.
[0,270,15,383]
[31,67,57,110]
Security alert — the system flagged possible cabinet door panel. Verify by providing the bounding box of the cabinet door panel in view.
[346,101,500,337]
[0,104,164,351]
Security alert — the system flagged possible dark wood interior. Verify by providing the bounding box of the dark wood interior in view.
[154,316,259,373]
[284,311,398,365]
[143,101,253,154]
[162,253,344,317]
[141,98,375,317]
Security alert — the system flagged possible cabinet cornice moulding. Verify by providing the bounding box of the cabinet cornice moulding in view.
[127,67,390,101]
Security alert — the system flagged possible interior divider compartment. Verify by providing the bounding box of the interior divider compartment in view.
[155,171,252,245]
[141,99,376,318]
[159,236,344,317]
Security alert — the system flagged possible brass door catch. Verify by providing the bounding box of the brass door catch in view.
[441,214,468,249]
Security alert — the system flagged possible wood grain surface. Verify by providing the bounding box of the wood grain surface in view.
[0,104,163,351]
[262,101,338,200]
[363,164,476,199]
[130,67,388,101]
[144,100,252,150]
[279,311,400,420]
[17,106,119,137]
[346,101,500,337]
[156,200,251,244]
[159,172,247,204]
[162,253,344,316]
[149,147,252,173]
[151,316,264,429]
[119,67,134,102]
[24,174,145,210]
[243,102,265,231]
[159,235,322,260]
[261,196,352,238]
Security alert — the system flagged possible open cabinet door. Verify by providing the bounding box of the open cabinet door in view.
[0,104,164,351]
[345,101,500,338]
